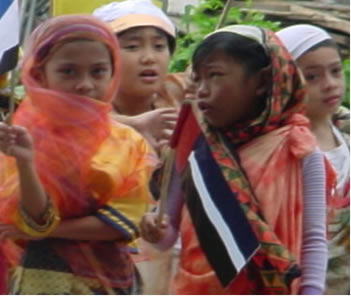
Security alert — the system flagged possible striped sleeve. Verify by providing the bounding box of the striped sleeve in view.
[92,124,156,243]
[96,196,149,242]
[300,148,328,294]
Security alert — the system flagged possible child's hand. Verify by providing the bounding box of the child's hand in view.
[0,223,39,241]
[0,123,34,163]
[140,213,169,243]
[133,108,178,151]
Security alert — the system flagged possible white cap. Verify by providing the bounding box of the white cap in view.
[93,0,176,37]
[277,24,332,60]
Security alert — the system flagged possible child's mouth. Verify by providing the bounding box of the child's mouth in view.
[140,69,158,83]
[198,101,212,113]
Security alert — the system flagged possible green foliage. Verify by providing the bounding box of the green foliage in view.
[169,0,281,73]
[343,59,350,108]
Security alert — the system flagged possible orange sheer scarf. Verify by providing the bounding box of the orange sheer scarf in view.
[0,15,159,289]
[0,15,120,220]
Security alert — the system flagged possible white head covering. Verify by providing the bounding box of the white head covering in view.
[208,25,265,45]
[92,0,176,37]
[277,24,332,60]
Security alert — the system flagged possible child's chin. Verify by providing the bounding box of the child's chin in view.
[205,118,225,129]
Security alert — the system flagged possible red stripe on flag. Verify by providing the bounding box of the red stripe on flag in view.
[170,103,201,173]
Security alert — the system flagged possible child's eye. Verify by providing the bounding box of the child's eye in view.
[154,43,167,50]
[58,68,75,76]
[123,44,139,50]
[209,72,223,78]
[331,67,342,76]
[191,73,200,83]
[92,68,108,76]
[304,73,319,82]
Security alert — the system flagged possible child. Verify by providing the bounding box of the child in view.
[94,1,185,293]
[93,0,186,152]
[277,24,350,295]
[140,25,331,294]
[0,15,156,294]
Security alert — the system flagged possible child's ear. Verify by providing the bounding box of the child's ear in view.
[30,67,47,85]
[255,65,272,96]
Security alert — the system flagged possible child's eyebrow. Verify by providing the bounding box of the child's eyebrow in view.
[203,63,225,69]
[120,32,144,41]
[304,61,342,70]
[55,60,110,66]
[121,31,166,41]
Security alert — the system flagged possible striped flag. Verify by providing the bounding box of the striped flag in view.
[169,103,259,287]
[0,0,19,75]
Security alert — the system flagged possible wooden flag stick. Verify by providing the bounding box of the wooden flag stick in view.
[156,103,192,226]
[6,70,17,125]
[157,148,175,226]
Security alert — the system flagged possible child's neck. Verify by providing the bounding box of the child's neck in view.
[310,114,339,152]
[113,94,155,116]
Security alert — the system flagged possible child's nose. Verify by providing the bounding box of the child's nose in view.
[324,73,339,90]
[197,81,210,98]
[140,48,156,64]
[75,76,94,93]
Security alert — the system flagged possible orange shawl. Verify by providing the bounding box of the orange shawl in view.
[0,15,157,287]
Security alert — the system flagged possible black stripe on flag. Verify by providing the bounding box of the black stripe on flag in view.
[0,45,18,75]
[186,135,260,287]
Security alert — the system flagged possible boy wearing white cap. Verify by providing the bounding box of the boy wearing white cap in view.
[93,0,187,152]
[93,1,185,294]
[278,24,350,295]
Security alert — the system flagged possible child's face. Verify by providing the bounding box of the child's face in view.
[41,40,113,101]
[193,51,263,128]
[118,27,170,99]
[297,47,345,120]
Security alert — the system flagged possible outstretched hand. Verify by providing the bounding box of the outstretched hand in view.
[140,212,168,244]
[133,108,178,152]
[0,123,34,163]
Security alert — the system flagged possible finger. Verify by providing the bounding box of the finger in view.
[10,125,28,137]
[162,120,176,130]
[0,228,16,240]
[161,113,178,122]
[156,139,169,151]
[0,123,10,131]
[185,93,196,100]
[144,134,158,151]
[160,128,173,140]
[157,214,169,228]
[156,107,178,115]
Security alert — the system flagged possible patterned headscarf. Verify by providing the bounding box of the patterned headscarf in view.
[205,25,309,146]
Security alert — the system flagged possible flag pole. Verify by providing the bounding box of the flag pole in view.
[156,103,192,226]
[6,70,17,124]
[7,0,35,124]
[157,148,175,225]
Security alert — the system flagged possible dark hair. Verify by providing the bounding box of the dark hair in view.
[118,26,176,54]
[304,38,339,55]
[192,32,270,76]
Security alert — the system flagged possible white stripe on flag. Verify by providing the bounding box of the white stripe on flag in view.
[189,152,247,272]
[0,0,19,62]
